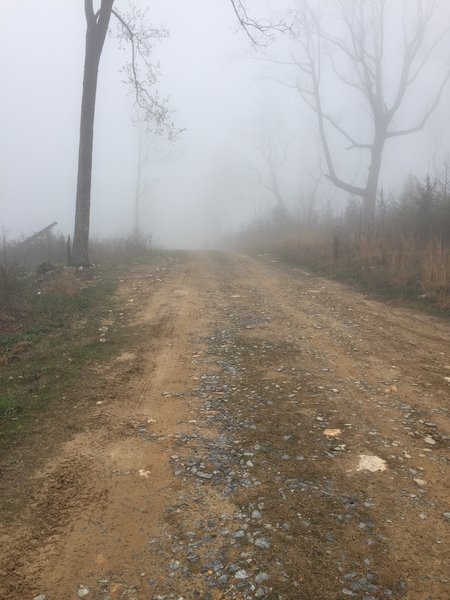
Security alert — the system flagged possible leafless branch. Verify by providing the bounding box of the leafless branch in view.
[387,1,442,120]
[111,4,181,140]
[228,0,291,46]
[387,71,450,138]
[407,25,450,87]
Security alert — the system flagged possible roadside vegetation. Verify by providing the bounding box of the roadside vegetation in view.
[238,170,450,314]
[0,233,153,447]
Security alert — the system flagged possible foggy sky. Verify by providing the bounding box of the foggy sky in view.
[1,0,449,248]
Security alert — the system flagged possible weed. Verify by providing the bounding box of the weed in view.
[264,231,450,314]
[0,264,122,443]
[0,396,18,418]
[0,264,30,313]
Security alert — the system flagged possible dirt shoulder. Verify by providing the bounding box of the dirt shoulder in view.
[1,252,449,600]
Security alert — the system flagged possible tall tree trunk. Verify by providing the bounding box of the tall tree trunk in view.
[362,130,385,227]
[72,1,113,266]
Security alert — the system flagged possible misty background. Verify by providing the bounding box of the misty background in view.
[1,0,449,248]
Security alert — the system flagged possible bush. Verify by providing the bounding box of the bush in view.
[237,172,450,310]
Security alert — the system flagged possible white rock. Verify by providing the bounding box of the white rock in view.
[357,454,387,472]
[235,569,250,579]
[77,585,90,598]
[255,572,270,584]
[255,537,271,549]
[413,478,427,488]
[323,428,341,437]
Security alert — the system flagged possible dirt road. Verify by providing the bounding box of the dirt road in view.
[1,252,449,600]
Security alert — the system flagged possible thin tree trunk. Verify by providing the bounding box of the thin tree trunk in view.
[134,134,143,236]
[72,1,113,266]
[362,130,385,227]
[134,183,141,237]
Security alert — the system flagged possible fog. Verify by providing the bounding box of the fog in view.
[1,0,449,249]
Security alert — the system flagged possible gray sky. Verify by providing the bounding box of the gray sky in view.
[1,0,449,247]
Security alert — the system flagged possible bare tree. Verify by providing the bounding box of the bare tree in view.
[132,117,178,237]
[277,0,450,225]
[297,164,323,225]
[246,127,293,218]
[72,1,178,266]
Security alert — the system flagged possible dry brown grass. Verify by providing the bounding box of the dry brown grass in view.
[419,239,450,306]
[39,269,81,297]
[272,230,450,309]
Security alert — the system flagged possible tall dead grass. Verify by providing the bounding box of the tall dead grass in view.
[419,239,449,305]
[39,269,81,297]
[239,171,450,310]
[274,230,450,309]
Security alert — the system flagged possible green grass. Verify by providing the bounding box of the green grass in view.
[0,264,29,312]
[0,396,18,418]
[0,252,187,522]
[0,329,43,354]
[0,265,130,443]
[0,250,188,449]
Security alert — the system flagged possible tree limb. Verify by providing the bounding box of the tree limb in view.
[111,7,179,139]
[112,9,139,106]
[324,173,365,197]
[387,71,450,138]
[228,0,289,46]
[321,112,372,150]
[387,1,440,120]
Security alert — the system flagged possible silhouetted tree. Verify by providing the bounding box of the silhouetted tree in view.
[132,116,179,237]
[72,1,177,266]
[282,0,450,226]
[244,124,292,217]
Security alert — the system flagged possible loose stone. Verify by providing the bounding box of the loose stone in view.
[196,471,213,479]
[255,537,271,549]
[77,585,91,598]
[235,569,250,579]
